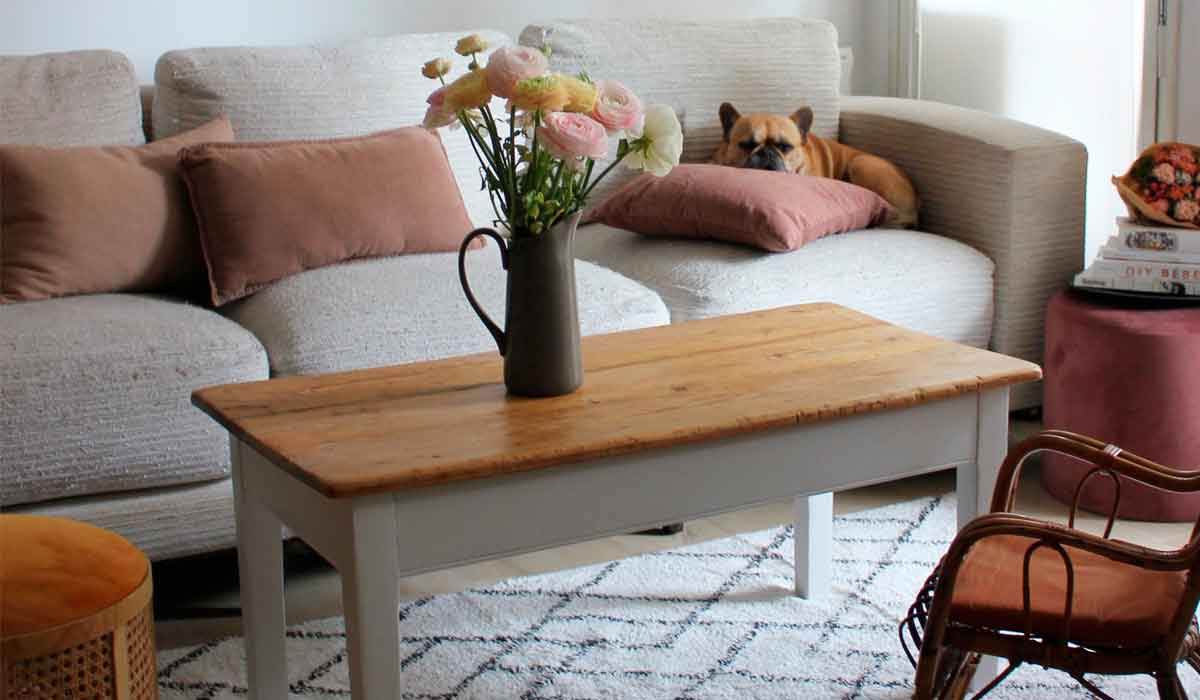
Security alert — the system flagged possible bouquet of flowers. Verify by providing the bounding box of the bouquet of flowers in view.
[421,34,682,237]
[1113,142,1200,229]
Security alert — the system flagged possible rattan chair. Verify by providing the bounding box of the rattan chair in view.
[901,429,1200,700]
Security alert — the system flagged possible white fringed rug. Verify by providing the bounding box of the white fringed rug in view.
[158,495,1198,699]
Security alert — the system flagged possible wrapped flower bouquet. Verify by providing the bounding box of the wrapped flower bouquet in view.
[1114,142,1200,229]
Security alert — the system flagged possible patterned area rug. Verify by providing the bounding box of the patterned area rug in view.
[158,495,1198,699]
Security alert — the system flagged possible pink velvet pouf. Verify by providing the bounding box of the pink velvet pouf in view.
[1042,289,1200,521]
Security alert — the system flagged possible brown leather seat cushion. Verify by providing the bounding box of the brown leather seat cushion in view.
[0,515,148,638]
[949,534,1188,648]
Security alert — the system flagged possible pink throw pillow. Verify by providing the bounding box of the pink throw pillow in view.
[587,164,895,252]
[179,126,477,306]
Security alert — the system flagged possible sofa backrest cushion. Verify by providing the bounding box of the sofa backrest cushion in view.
[153,31,510,228]
[520,19,841,203]
[0,50,144,147]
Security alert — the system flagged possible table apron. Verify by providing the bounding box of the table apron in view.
[240,392,981,575]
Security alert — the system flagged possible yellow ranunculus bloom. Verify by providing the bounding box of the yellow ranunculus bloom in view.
[442,69,493,111]
[421,57,452,80]
[509,75,570,113]
[455,34,489,56]
[558,74,598,113]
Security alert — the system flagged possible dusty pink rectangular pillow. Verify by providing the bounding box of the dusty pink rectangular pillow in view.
[0,117,233,304]
[178,126,476,306]
[587,164,895,252]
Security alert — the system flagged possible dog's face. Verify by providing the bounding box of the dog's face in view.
[713,103,814,173]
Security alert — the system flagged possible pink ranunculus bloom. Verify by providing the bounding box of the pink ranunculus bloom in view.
[1154,162,1178,183]
[423,104,456,129]
[1176,199,1200,223]
[591,80,644,136]
[538,112,608,161]
[427,85,447,108]
[1168,146,1197,165]
[422,86,456,129]
[485,46,549,99]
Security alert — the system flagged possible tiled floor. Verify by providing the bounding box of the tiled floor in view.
[154,418,1196,650]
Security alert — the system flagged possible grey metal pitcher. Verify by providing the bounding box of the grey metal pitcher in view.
[458,212,583,397]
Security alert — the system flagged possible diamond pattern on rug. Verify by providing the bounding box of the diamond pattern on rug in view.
[158,495,1199,699]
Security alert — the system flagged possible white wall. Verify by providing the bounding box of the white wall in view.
[0,0,890,95]
[921,0,1145,265]
[1178,0,1200,143]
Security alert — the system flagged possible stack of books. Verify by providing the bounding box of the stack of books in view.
[1074,218,1200,297]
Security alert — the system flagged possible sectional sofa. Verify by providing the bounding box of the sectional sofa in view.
[0,19,1086,560]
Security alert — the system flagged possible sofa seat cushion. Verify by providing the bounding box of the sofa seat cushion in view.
[575,225,995,348]
[223,251,670,376]
[0,295,268,507]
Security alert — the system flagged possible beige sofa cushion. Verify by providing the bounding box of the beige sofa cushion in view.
[0,295,268,507]
[0,50,144,147]
[575,224,995,349]
[520,18,842,204]
[223,252,669,377]
[153,30,509,228]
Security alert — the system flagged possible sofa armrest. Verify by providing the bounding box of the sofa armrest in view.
[839,96,1086,408]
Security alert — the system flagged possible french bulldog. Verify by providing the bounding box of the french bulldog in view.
[712,102,919,228]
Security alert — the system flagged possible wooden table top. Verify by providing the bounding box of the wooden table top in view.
[193,304,1041,498]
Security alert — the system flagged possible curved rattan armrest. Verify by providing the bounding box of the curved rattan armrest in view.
[990,430,1200,515]
[944,513,1194,576]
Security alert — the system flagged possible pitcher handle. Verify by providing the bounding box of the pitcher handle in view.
[458,228,509,355]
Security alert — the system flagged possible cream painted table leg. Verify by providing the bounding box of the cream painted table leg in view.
[232,440,289,700]
[961,387,1010,689]
[793,492,834,599]
[342,495,403,699]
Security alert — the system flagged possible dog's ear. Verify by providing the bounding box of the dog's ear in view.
[719,102,741,141]
[790,106,814,144]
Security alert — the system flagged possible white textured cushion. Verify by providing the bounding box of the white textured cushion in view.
[0,50,144,146]
[14,479,236,562]
[0,295,268,507]
[152,30,510,228]
[575,225,995,348]
[224,251,670,377]
[520,19,841,204]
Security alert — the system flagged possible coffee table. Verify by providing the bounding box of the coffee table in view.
[193,303,1040,699]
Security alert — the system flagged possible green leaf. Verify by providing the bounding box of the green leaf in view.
[1132,155,1155,182]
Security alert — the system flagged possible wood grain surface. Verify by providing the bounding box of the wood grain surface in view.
[193,304,1041,498]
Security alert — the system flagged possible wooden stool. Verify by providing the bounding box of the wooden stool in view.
[1,515,157,700]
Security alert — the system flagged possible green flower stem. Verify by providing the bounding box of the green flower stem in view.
[580,159,596,194]
[479,104,515,225]
[459,113,497,173]
[508,105,519,230]
[461,115,505,196]
[579,151,630,202]
[458,113,509,219]
[524,111,541,194]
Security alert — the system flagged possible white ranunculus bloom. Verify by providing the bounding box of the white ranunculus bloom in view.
[622,104,682,177]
